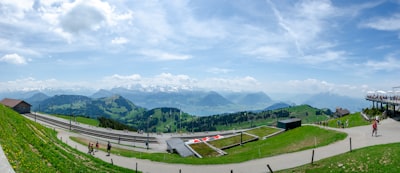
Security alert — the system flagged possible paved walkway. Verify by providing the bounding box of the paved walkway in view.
[55,118,400,173]
[0,144,15,173]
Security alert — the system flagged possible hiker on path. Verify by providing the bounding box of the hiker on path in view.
[90,143,95,155]
[372,119,378,137]
[95,141,99,152]
[88,142,91,154]
[107,141,111,156]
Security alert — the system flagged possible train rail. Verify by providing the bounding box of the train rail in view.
[24,113,158,144]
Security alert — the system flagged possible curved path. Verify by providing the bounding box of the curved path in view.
[55,118,400,173]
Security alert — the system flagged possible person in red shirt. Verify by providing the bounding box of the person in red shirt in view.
[372,120,378,137]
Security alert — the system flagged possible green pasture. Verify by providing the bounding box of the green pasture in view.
[0,105,135,173]
[326,112,370,128]
[71,125,346,164]
[280,142,400,173]
[50,114,99,126]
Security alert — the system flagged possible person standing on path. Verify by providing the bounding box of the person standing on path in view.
[88,142,91,154]
[90,143,95,155]
[372,119,378,137]
[106,141,111,156]
[95,141,99,152]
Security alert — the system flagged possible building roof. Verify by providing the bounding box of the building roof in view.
[336,107,350,116]
[166,138,195,157]
[0,98,31,108]
[278,118,301,124]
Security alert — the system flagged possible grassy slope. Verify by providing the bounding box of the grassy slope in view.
[51,114,99,126]
[279,142,400,173]
[215,105,330,131]
[0,105,134,173]
[327,112,370,128]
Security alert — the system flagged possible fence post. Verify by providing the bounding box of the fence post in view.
[349,137,352,152]
[311,149,315,164]
[135,162,138,173]
[111,159,113,165]
[267,164,273,173]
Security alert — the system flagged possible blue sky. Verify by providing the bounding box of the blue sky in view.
[1,0,400,98]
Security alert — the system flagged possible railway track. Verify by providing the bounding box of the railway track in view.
[24,113,158,144]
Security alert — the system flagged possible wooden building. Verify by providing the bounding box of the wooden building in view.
[335,107,350,117]
[0,98,31,114]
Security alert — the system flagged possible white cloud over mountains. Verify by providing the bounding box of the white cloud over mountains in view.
[0,0,399,98]
[0,73,370,98]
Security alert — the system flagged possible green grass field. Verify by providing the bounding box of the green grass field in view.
[245,126,282,137]
[0,105,134,172]
[279,142,400,173]
[190,142,220,157]
[50,114,99,126]
[327,112,370,128]
[71,125,346,165]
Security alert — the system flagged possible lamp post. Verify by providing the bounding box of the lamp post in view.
[69,104,72,131]
[146,115,152,150]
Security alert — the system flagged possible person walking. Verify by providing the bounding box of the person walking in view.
[95,141,99,152]
[90,143,95,155]
[88,142,91,154]
[372,119,378,137]
[106,141,111,156]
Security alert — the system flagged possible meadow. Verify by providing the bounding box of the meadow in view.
[279,142,400,173]
[0,105,135,173]
[71,125,347,164]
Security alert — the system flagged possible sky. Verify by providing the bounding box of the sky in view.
[1,0,400,99]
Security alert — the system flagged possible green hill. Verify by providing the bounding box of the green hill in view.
[0,104,133,172]
[36,94,332,133]
[37,94,146,125]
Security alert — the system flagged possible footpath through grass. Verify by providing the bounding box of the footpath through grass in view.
[279,142,400,173]
[0,105,134,173]
[71,125,346,165]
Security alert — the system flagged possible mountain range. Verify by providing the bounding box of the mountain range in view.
[1,88,370,116]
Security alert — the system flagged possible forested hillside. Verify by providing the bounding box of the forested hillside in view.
[33,94,332,133]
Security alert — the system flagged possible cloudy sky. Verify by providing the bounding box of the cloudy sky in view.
[1,0,400,98]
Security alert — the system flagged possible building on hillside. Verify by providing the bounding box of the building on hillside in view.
[277,118,301,131]
[0,98,31,114]
[335,107,350,117]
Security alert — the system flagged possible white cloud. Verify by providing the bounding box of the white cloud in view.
[0,53,28,65]
[361,13,400,31]
[0,77,92,92]
[265,78,367,97]
[36,0,133,43]
[59,2,106,33]
[199,76,261,92]
[0,0,34,19]
[207,67,232,74]
[267,0,337,55]
[300,50,346,64]
[364,56,400,71]
[102,73,196,91]
[140,50,192,61]
[245,45,289,61]
[182,18,228,39]
[111,37,129,44]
